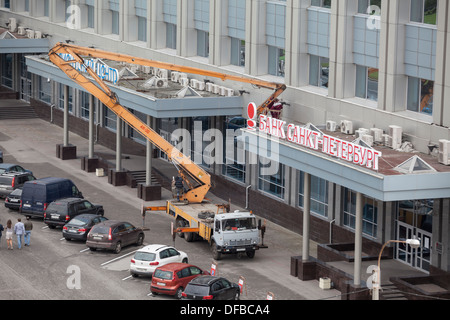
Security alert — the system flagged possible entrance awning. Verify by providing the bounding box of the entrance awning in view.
[0,29,48,54]
[26,55,243,118]
[242,129,450,202]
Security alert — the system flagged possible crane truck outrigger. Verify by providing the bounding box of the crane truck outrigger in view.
[48,43,284,259]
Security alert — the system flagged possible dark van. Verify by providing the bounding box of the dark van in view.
[20,177,83,218]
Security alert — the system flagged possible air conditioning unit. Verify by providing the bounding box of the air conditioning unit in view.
[149,67,157,75]
[438,139,450,165]
[361,134,374,147]
[382,134,390,147]
[143,66,151,74]
[34,31,42,39]
[155,78,168,88]
[157,69,168,79]
[197,81,206,91]
[8,18,17,33]
[326,121,337,132]
[206,82,214,92]
[225,88,234,97]
[178,73,188,83]
[389,125,402,150]
[219,86,227,96]
[211,84,220,94]
[26,29,35,39]
[356,128,370,139]
[340,120,354,135]
[171,71,180,82]
[190,79,198,87]
[18,26,26,35]
[180,77,189,87]
[370,128,384,143]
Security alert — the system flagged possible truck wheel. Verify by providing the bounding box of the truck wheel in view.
[184,229,194,242]
[211,242,222,260]
[246,250,255,259]
[176,219,185,238]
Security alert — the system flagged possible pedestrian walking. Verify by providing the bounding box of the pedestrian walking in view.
[14,218,25,249]
[24,216,33,246]
[6,219,13,250]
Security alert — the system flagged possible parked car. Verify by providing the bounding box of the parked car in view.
[44,198,104,229]
[0,163,33,175]
[86,220,145,254]
[150,263,210,299]
[0,150,3,163]
[130,244,188,278]
[63,214,108,241]
[181,276,240,300]
[0,172,36,198]
[4,188,22,211]
[20,177,83,218]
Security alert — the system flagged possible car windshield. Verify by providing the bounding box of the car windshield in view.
[134,252,156,262]
[68,216,91,226]
[222,217,257,231]
[46,202,68,214]
[153,269,173,280]
[185,284,210,296]
[90,225,110,234]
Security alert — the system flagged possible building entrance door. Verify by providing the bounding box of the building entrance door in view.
[396,200,433,273]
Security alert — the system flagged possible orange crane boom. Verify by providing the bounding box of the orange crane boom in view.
[48,43,285,203]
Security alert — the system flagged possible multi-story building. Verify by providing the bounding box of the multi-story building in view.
[1,0,450,294]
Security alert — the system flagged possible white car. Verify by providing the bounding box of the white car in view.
[130,244,188,277]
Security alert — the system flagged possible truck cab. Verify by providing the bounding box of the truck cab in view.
[211,210,260,260]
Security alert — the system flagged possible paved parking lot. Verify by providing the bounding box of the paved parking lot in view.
[0,115,343,302]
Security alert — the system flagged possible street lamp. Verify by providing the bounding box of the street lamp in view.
[372,238,421,300]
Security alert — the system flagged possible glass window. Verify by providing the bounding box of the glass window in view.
[343,188,378,238]
[407,77,433,115]
[103,104,117,131]
[299,172,329,218]
[166,23,177,49]
[87,4,95,28]
[230,38,245,67]
[355,65,378,101]
[268,46,285,77]
[1,53,13,89]
[38,76,52,104]
[137,16,147,41]
[311,0,331,8]
[197,30,209,58]
[411,0,437,25]
[309,55,329,89]
[258,158,285,199]
[44,0,49,17]
[222,117,246,182]
[358,0,381,15]
[58,84,73,113]
[3,0,10,8]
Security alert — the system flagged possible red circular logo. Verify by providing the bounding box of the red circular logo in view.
[247,102,256,119]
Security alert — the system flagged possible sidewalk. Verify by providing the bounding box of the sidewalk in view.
[0,98,426,300]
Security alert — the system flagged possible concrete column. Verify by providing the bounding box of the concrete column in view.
[88,94,95,158]
[150,0,166,49]
[354,192,363,286]
[285,0,309,87]
[329,0,358,99]
[434,0,450,126]
[247,0,268,76]
[302,172,311,262]
[116,118,122,171]
[146,115,153,185]
[178,0,196,57]
[210,0,230,66]
[63,85,69,147]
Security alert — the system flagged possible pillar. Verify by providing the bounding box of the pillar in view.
[354,192,363,286]
[302,172,311,261]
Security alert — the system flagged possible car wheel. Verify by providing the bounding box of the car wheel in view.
[89,247,96,251]
[114,241,122,254]
[136,234,144,246]
[234,291,240,300]
[176,287,184,300]
[182,258,188,264]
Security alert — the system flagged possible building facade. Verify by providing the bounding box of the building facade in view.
[1,0,450,284]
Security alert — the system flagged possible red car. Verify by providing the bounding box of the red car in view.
[150,263,210,299]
